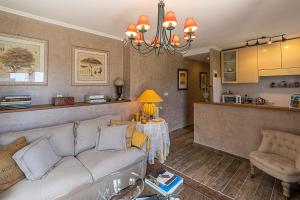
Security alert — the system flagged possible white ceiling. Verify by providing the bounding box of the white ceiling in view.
[1,0,300,53]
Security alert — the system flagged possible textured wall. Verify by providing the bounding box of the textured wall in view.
[194,103,300,158]
[0,11,124,104]
[0,101,140,133]
[125,48,206,131]
[209,49,222,103]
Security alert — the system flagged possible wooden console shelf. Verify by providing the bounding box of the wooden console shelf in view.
[0,99,131,114]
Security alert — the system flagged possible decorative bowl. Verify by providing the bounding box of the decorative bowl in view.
[98,172,144,200]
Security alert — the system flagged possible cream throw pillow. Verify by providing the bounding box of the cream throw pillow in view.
[110,120,136,148]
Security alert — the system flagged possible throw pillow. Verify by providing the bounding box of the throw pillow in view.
[0,137,27,192]
[110,120,136,148]
[96,125,128,151]
[74,115,121,155]
[13,137,61,180]
[132,130,151,152]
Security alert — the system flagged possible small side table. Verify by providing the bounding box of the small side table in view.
[136,119,170,164]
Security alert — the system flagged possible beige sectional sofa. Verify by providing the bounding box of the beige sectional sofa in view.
[0,115,147,200]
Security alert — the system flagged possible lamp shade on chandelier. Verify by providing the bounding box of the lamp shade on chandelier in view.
[124,0,198,56]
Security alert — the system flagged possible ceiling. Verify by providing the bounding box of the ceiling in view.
[1,0,300,54]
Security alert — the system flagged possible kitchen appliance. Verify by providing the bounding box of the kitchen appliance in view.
[222,94,242,104]
[290,94,300,108]
[255,97,266,105]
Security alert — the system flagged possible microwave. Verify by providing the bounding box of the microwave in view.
[222,94,242,104]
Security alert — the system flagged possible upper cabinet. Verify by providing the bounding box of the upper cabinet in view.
[282,38,300,69]
[221,47,259,84]
[258,43,281,70]
[238,46,258,83]
[221,50,238,83]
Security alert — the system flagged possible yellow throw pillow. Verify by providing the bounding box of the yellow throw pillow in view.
[110,120,136,148]
[132,130,151,152]
[0,137,27,192]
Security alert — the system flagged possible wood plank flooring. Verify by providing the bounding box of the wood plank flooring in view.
[162,126,300,200]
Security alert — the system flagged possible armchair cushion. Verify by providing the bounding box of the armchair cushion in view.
[250,151,300,182]
[258,130,300,161]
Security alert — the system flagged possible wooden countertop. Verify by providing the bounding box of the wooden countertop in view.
[0,99,131,114]
[194,102,300,112]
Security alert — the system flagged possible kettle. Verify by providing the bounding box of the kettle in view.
[256,97,266,105]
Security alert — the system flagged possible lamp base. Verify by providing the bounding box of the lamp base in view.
[142,103,157,119]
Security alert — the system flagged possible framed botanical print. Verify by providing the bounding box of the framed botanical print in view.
[0,33,48,85]
[200,72,208,89]
[72,46,109,86]
[177,69,188,90]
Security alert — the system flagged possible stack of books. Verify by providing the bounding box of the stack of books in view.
[0,95,32,110]
[145,168,183,196]
[85,95,107,104]
[290,94,300,108]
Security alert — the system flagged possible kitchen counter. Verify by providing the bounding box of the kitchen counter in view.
[194,102,300,112]
[194,102,300,158]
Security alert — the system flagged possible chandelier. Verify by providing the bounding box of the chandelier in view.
[124,0,198,56]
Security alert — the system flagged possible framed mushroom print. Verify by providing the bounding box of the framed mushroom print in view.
[0,33,48,85]
[72,46,109,85]
[177,69,188,90]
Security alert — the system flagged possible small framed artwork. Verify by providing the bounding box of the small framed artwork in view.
[200,72,208,89]
[0,33,48,85]
[177,69,188,90]
[72,46,109,86]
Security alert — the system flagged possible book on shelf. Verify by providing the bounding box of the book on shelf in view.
[145,168,183,196]
[4,95,31,99]
[0,101,32,105]
[0,104,32,110]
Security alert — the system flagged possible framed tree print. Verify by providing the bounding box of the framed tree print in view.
[0,33,48,85]
[177,69,188,90]
[72,46,109,85]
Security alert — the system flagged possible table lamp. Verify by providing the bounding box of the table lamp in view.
[137,89,163,119]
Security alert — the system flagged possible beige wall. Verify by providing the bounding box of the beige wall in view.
[125,47,207,131]
[194,103,300,158]
[0,11,206,132]
[0,11,124,104]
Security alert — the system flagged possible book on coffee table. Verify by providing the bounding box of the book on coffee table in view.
[145,169,183,196]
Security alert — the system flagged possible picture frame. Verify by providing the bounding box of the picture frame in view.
[72,46,109,86]
[177,69,188,90]
[200,72,208,89]
[0,33,48,86]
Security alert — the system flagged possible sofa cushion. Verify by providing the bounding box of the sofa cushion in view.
[250,151,300,182]
[0,156,93,200]
[77,148,146,181]
[96,125,127,151]
[13,138,62,180]
[74,115,121,155]
[0,123,75,157]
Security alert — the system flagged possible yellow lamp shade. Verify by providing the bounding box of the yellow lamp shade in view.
[137,90,163,103]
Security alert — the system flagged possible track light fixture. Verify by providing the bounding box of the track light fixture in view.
[245,34,286,47]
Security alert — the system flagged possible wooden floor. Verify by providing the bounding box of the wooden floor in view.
[162,126,300,200]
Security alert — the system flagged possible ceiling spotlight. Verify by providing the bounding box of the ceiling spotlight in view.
[267,38,272,44]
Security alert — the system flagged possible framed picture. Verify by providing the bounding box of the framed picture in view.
[0,33,48,85]
[72,46,109,86]
[177,69,188,90]
[200,72,208,89]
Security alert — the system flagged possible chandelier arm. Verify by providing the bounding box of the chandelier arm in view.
[141,32,154,48]
[130,40,154,53]
[172,40,192,50]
